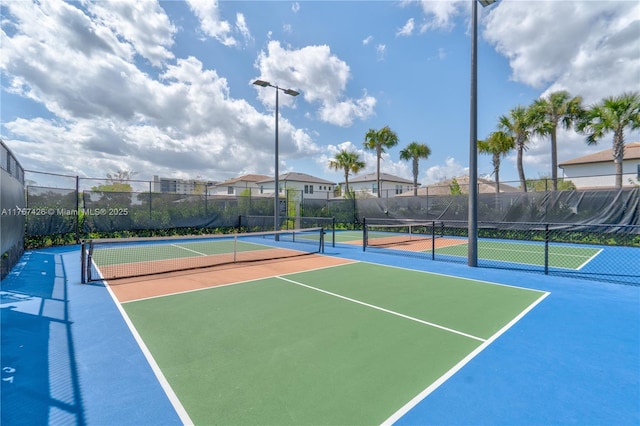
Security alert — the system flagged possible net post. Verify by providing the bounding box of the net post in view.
[80,240,86,284]
[362,217,367,252]
[87,240,94,282]
[320,227,325,254]
[233,234,238,263]
[431,221,436,260]
[332,216,336,247]
[544,223,549,275]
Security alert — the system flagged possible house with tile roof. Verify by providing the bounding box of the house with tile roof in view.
[339,172,414,197]
[399,175,520,196]
[257,172,336,200]
[209,174,271,196]
[558,142,640,189]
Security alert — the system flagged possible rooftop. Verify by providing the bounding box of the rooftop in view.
[559,142,640,167]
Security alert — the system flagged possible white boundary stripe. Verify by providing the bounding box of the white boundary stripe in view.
[94,261,194,425]
[380,290,550,426]
[170,243,207,256]
[276,276,486,343]
[576,248,603,270]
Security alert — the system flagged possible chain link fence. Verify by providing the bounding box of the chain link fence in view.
[16,170,640,285]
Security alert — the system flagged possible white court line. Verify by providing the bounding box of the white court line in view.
[93,260,194,425]
[170,243,207,256]
[381,290,551,426]
[276,276,486,343]
[576,248,603,270]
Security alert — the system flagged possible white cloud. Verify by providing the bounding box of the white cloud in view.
[396,18,415,37]
[0,1,319,181]
[235,13,253,45]
[376,44,387,61]
[362,35,373,45]
[401,0,465,32]
[484,1,639,101]
[425,157,468,185]
[186,0,237,46]
[88,0,176,67]
[254,41,376,127]
[292,2,300,13]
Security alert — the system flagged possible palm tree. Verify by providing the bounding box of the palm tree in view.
[363,126,399,197]
[577,92,640,189]
[328,150,365,197]
[478,131,515,194]
[498,105,535,192]
[399,141,431,196]
[530,91,583,191]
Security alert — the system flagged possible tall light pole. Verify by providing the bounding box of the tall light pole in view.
[469,0,496,267]
[253,79,300,236]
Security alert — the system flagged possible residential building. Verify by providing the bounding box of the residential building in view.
[406,175,520,196]
[558,142,640,189]
[209,174,271,196]
[153,175,216,194]
[341,172,414,197]
[257,172,336,200]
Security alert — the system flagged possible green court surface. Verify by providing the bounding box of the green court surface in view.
[333,230,363,243]
[123,262,547,425]
[432,240,600,269]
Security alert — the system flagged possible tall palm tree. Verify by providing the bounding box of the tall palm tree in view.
[498,105,535,192]
[399,141,431,196]
[363,126,399,197]
[577,92,640,189]
[328,150,365,197]
[530,91,583,191]
[478,131,515,194]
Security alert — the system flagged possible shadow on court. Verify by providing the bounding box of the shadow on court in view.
[1,251,86,425]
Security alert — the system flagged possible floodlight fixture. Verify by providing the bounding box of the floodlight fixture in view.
[253,79,270,87]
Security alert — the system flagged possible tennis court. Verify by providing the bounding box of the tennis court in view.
[2,227,638,425]
[84,229,549,424]
[354,227,604,271]
[120,261,547,425]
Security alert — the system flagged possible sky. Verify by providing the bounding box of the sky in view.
[1,0,639,189]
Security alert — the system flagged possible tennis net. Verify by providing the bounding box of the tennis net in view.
[363,220,439,249]
[238,215,335,247]
[81,227,325,282]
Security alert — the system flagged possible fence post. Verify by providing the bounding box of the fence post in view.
[149,181,153,226]
[75,175,80,243]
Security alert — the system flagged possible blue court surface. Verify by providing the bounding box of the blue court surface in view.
[1,242,638,425]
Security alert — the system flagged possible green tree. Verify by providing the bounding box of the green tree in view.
[399,141,431,196]
[91,169,137,192]
[530,91,584,191]
[526,176,576,192]
[449,178,462,195]
[478,131,515,194]
[328,150,365,198]
[498,106,535,192]
[363,126,399,197]
[577,91,640,189]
